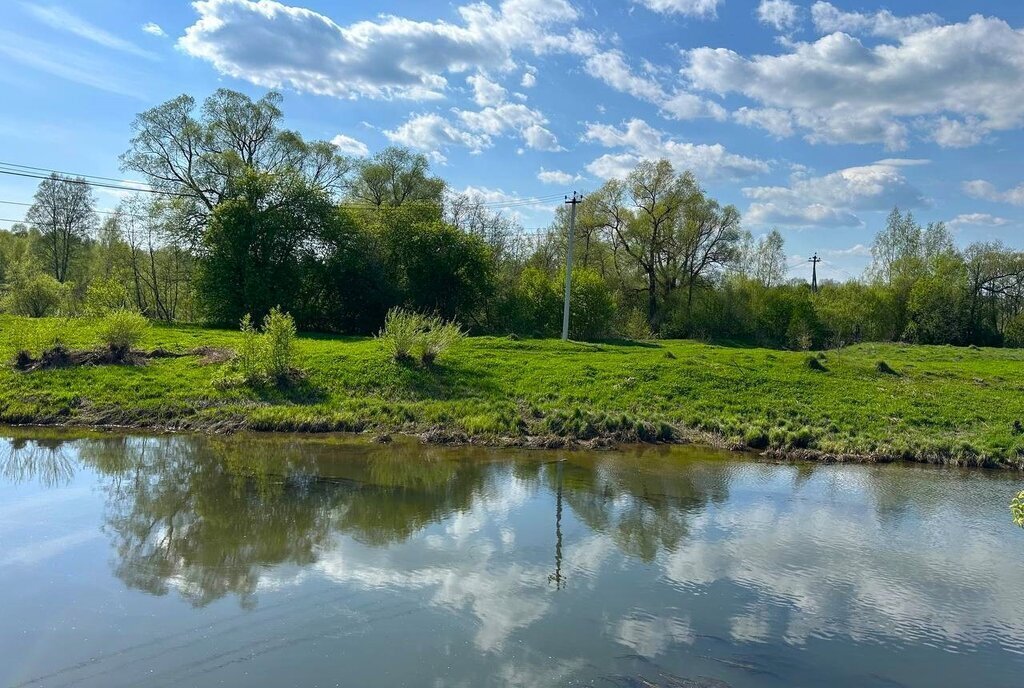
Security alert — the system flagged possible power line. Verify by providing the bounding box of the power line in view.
[0,161,568,209]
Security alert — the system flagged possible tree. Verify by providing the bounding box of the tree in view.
[26,174,95,283]
[121,89,350,245]
[350,147,444,208]
[750,229,787,288]
[196,169,335,325]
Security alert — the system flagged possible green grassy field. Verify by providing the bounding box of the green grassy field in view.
[1,315,1023,466]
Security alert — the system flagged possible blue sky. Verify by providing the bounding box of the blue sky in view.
[1,0,1023,281]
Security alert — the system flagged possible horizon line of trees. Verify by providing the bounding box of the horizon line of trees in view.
[2,88,1023,349]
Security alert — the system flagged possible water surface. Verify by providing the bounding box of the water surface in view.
[1,431,1022,687]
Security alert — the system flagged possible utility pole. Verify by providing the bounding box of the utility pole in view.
[809,253,821,293]
[562,192,581,341]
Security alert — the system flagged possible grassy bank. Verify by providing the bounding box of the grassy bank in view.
[1,315,1023,467]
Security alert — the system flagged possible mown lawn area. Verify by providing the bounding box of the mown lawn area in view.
[1,315,1023,466]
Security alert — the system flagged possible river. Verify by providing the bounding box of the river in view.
[1,431,1022,687]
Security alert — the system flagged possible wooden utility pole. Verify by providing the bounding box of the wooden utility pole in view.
[561,192,581,341]
[809,253,821,293]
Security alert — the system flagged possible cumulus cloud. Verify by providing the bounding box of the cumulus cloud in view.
[583,118,769,180]
[142,22,167,37]
[742,160,928,227]
[962,180,1024,206]
[948,213,1010,229]
[330,134,369,157]
[179,0,590,100]
[384,101,561,159]
[467,73,507,107]
[757,0,801,32]
[732,107,794,138]
[520,65,537,88]
[633,0,722,18]
[585,50,724,121]
[687,15,1024,149]
[810,2,942,39]
[537,168,581,185]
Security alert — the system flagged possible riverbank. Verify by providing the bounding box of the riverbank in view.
[2,315,1022,467]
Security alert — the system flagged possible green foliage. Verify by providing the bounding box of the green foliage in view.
[562,267,616,341]
[262,307,297,378]
[377,308,425,362]
[417,315,465,365]
[226,308,299,386]
[1012,490,1024,528]
[376,308,464,365]
[1005,315,1024,348]
[96,310,150,355]
[84,276,132,316]
[3,269,71,318]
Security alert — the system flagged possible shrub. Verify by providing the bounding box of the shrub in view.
[84,277,132,316]
[417,315,465,365]
[3,272,71,317]
[377,308,426,362]
[1012,490,1024,528]
[236,313,263,383]
[262,307,296,379]
[96,309,150,356]
[229,308,299,386]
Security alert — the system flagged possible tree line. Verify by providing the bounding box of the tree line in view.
[2,88,1023,348]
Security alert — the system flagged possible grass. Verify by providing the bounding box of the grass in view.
[1,315,1023,467]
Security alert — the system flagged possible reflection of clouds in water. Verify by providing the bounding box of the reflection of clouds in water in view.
[661,469,1024,654]
[614,612,694,658]
[0,529,101,567]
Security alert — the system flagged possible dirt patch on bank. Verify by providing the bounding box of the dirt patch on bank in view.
[12,346,233,372]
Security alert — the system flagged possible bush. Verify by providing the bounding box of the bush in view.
[1012,490,1024,528]
[262,307,296,378]
[229,308,299,385]
[96,310,150,355]
[84,277,132,316]
[376,307,464,365]
[377,308,425,362]
[3,272,71,317]
[417,315,465,365]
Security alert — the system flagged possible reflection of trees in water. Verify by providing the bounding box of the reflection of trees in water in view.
[545,450,733,562]
[74,436,492,606]
[0,437,75,488]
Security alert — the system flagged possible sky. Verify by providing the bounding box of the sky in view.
[1,0,1023,281]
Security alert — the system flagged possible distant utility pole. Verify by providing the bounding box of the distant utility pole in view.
[562,192,582,341]
[809,253,821,293]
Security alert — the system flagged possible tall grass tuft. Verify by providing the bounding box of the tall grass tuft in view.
[417,315,465,365]
[96,309,150,358]
[377,308,425,362]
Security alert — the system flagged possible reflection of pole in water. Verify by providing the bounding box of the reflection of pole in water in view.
[549,459,565,590]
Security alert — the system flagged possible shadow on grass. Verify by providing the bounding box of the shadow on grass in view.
[384,358,503,401]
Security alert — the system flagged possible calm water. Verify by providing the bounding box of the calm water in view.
[1,432,1023,688]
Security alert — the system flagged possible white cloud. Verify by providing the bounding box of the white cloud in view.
[25,5,157,59]
[810,2,942,39]
[537,168,580,185]
[467,73,507,107]
[142,22,167,37]
[179,0,591,101]
[733,107,794,138]
[757,0,801,32]
[633,0,722,18]
[583,118,769,180]
[384,102,561,158]
[585,50,724,122]
[383,113,490,162]
[687,15,1024,149]
[948,213,1010,229]
[520,65,537,88]
[742,160,928,227]
[330,134,369,156]
[823,244,872,257]
[926,116,987,148]
[963,180,1024,206]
